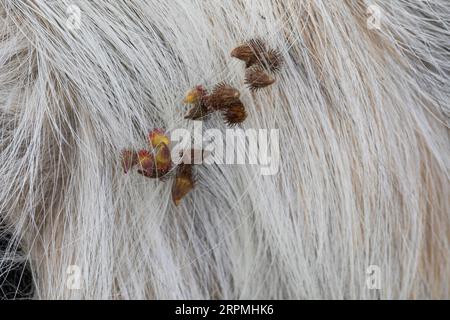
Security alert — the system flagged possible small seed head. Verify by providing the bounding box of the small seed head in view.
[149,128,170,148]
[263,48,283,73]
[183,85,207,105]
[137,149,154,174]
[245,67,276,91]
[207,82,241,110]
[154,142,172,173]
[171,163,195,206]
[223,102,247,127]
[184,101,210,120]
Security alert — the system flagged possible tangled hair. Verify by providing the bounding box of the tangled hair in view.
[0,0,449,299]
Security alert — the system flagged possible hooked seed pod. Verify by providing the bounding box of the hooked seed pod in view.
[245,66,276,91]
[171,163,195,206]
[223,102,247,127]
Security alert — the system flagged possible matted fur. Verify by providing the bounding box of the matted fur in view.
[0,0,449,299]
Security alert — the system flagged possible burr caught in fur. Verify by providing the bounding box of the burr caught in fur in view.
[206,82,241,110]
[223,102,247,127]
[263,48,284,73]
[183,85,210,120]
[136,149,155,177]
[183,85,207,105]
[121,149,138,173]
[171,163,195,206]
[245,66,276,90]
[183,83,247,126]
[231,38,266,68]
[148,128,170,148]
[122,129,173,179]
[184,102,210,120]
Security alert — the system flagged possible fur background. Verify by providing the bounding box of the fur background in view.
[0,0,449,299]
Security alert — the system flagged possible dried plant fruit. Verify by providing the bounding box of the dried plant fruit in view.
[147,129,173,178]
[121,149,138,173]
[223,102,247,127]
[231,39,283,73]
[121,133,203,205]
[171,163,195,206]
[137,166,169,179]
[137,147,172,179]
[231,38,266,68]
[121,129,174,180]
[245,67,276,91]
[149,128,170,148]
[184,101,210,120]
[183,83,248,125]
[264,48,283,73]
[154,142,172,174]
[206,82,241,111]
[183,85,211,120]
[136,149,154,176]
[183,85,207,105]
